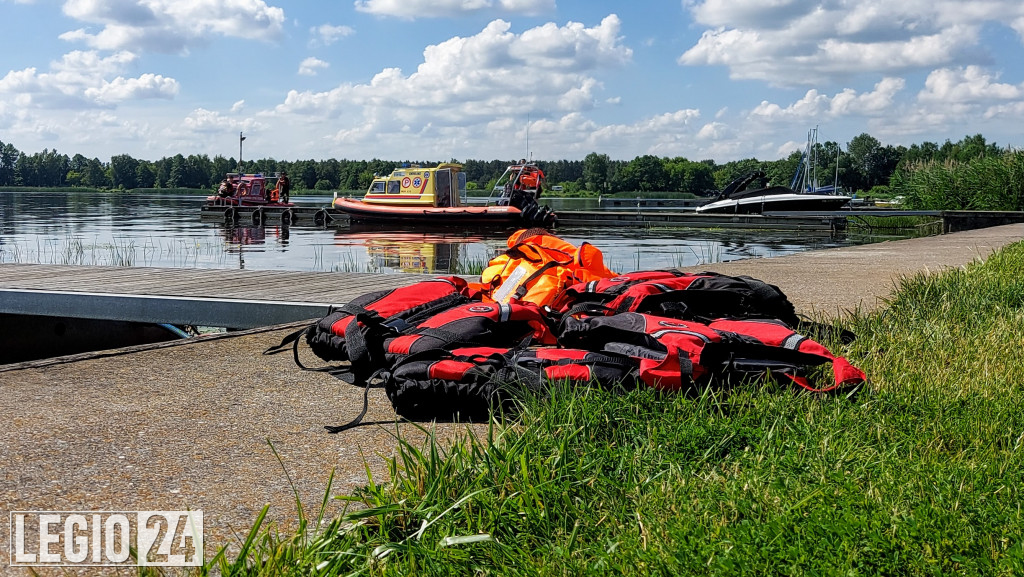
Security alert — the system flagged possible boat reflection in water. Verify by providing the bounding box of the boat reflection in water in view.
[334,230,489,275]
[223,225,267,246]
[220,225,293,269]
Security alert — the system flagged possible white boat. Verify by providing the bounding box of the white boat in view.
[696,185,852,214]
[697,128,852,214]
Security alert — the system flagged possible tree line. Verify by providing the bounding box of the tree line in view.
[0,133,1007,197]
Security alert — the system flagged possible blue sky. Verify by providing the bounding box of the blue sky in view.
[1,0,1023,163]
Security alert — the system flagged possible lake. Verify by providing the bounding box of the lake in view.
[0,191,906,274]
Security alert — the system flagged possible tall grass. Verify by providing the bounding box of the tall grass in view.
[892,150,1024,211]
[199,241,1024,575]
[0,235,232,267]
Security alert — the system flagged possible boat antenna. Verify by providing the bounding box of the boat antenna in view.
[834,143,840,195]
[526,113,530,162]
[239,131,246,173]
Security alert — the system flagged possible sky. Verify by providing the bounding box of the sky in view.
[1,0,1023,164]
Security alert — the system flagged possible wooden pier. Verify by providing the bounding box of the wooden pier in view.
[0,263,425,329]
[555,210,847,230]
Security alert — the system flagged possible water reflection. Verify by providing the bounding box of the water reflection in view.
[0,190,898,274]
[334,231,486,274]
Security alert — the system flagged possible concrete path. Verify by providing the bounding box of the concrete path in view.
[1,223,1021,565]
[683,223,1024,316]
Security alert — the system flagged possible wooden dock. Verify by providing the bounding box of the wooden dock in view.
[0,263,426,329]
[0,263,420,302]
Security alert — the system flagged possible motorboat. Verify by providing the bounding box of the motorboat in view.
[333,163,556,227]
[696,175,853,214]
[697,128,852,214]
[205,173,294,208]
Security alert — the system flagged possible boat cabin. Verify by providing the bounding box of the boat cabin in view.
[363,163,468,208]
[491,163,545,201]
[211,173,286,205]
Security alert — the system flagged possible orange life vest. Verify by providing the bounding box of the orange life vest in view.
[479,229,617,309]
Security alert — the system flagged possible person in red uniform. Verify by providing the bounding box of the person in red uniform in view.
[276,171,291,203]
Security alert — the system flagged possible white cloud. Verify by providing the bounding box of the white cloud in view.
[749,78,905,123]
[497,0,555,13]
[918,66,1023,103]
[0,50,176,108]
[84,73,179,103]
[183,108,257,133]
[309,23,354,47]
[298,57,329,76]
[680,0,1024,85]
[354,0,555,19]
[60,0,285,53]
[696,121,730,140]
[275,16,630,127]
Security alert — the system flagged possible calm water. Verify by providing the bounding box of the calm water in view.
[0,191,898,274]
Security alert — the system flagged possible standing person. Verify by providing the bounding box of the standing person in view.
[217,178,234,197]
[277,171,291,203]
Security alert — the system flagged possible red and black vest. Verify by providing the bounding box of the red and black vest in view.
[558,312,864,392]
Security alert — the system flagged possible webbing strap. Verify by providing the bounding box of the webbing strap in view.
[513,259,571,300]
[263,324,354,375]
[324,368,387,433]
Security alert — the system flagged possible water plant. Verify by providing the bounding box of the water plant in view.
[892,150,1024,211]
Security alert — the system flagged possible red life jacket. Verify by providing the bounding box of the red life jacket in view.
[264,276,476,383]
[326,345,638,432]
[558,312,865,392]
[383,300,556,366]
[561,269,799,327]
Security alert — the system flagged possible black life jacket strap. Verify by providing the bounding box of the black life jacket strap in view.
[563,302,616,318]
[262,325,308,356]
[513,258,571,301]
[324,368,387,433]
[263,324,355,375]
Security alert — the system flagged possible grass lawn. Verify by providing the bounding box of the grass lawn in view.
[206,242,1024,576]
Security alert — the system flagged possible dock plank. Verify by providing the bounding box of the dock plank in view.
[0,263,426,305]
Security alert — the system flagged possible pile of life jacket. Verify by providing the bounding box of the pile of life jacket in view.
[265,228,866,432]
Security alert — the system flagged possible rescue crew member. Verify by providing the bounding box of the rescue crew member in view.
[277,171,291,203]
[217,178,234,197]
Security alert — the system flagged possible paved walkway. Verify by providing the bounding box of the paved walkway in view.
[684,224,1023,316]
[1,224,1021,564]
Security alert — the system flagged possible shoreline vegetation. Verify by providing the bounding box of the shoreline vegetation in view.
[2,134,1021,210]
[177,240,1024,575]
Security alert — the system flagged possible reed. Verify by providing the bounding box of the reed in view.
[892,150,1024,211]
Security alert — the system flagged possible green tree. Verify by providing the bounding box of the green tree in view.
[844,133,905,192]
[110,154,139,189]
[583,152,610,192]
[0,142,20,186]
[713,158,762,190]
[664,157,716,195]
[167,154,185,188]
[615,155,667,192]
[82,157,108,188]
[136,162,156,188]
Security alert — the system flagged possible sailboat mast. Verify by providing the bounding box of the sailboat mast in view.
[834,145,840,194]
